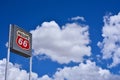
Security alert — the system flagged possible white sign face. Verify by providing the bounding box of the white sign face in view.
[10,25,32,58]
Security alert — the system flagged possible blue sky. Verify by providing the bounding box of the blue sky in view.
[0,0,120,80]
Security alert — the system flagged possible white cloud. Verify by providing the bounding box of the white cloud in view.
[1,59,120,80]
[38,75,52,80]
[70,16,85,21]
[30,21,91,64]
[0,58,44,80]
[0,58,52,80]
[53,60,120,80]
[98,12,120,67]
[5,42,8,47]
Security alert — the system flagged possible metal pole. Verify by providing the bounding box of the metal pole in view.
[5,24,11,80]
[29,57,32,80]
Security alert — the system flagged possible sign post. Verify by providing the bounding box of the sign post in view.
[5,24,11,80]
[29,57,32,80]
[5,24,32,80]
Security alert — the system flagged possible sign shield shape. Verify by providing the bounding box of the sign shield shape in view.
[16,31,30,50]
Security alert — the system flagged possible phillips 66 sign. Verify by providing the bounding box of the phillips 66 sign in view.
[10,24,32,57]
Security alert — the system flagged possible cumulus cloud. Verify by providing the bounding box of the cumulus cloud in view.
[98,12,120,67]
[38,75,52,80]
[0,59,32,80]
[5,42,8,47]
[53,60,120,80]
[0,58,52,80]
[70,16,85,21]
[1,59,120,80]
[30,21,91,64]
